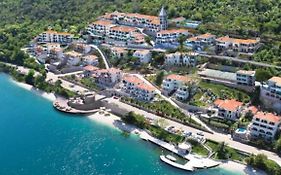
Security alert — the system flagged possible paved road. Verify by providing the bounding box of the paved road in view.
[107,97,281,166]
[200,54,281,69]
[131,73,213,132]
[90,44,110,69]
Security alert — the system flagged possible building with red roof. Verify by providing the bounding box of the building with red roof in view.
[122,75,156,101]
[38,30,73,44]
[214,99,243,121]
[249,112,281,140]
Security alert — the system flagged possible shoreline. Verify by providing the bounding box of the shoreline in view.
[9,77,57,102]
[6,74,266,175]
[87,111,265,175]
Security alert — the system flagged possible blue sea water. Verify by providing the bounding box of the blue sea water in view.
[0,73,241,175]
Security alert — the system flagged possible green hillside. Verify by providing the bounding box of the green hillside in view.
[0,0,281,66]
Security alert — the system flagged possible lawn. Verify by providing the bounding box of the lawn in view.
[148,125,185,144]
[205,140,248,161]
[198,81,250,103]
[187,139,209,156]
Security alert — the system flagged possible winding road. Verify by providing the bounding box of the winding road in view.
[90,44,110,69]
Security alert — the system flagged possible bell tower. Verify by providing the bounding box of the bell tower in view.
[159,6,168,30]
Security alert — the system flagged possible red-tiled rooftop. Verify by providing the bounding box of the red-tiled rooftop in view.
[247,106,259,114]
[158,29,188,35]
[268,76,281,86]
[92,20,113,26]
[110,26,137,32]
[166,74,190,82]
[123,75,143,84]
[136,83,156,92]
[255,112,281,123]
[214,99,243,112]
[83,65,99,72]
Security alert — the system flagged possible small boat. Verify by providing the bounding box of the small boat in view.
[166,155,177,162]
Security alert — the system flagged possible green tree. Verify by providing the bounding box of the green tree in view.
[274,137,281,154]
[255,69,272,82]
[155,71,165,86]
[25,69,35,85]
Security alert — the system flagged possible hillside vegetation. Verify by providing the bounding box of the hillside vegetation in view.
[0,0,281,66]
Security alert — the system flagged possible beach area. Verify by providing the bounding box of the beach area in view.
[87,112,266,175]
[9,75,266,175]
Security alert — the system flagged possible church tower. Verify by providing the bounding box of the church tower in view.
[159,6,168,30]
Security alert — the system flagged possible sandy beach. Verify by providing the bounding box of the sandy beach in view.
[219,161,266,175]
[10,78,56,102]
[87,112,141,134]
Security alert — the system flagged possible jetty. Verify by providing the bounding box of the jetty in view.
[140,132,220,171]
[53,98,99,114]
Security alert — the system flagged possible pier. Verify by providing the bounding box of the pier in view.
[140,132,220,171]
[53,98,99,114]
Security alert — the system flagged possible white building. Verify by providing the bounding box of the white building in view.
[156,29,189,44]
[65,51,83,66]
[236,70,255,86]
[249,112,281,140]
[95,68,122,87]
[100,6,167,33]
[214,99,243,121]
[88,20,115,35]
[164,52,198,66]
[260,76,281,113]
[133,50,152,63]
[122,75,156,101]
[108,26,138,41]
[83,55,99,66]
[162,74,190,100]
[74,43,91,54]
[83,65,99,77]
[111,47,128,59]
[216,36,260,53]
[185,33,216,48]
[38,30,73,44]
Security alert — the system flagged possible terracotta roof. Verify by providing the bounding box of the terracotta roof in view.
[83,55,98,60]
[197,33,215,39]
[268,76,281,86]
[65,51,82,57]
[123,75,143,85]
[111,47,127,54]
[134,49,150,55]
[110,26,136,32]
[136,83,156,92]
[247,106,259,114]
[166,74,190,83]
[158,29,188,35]
[93,20,113,26]
[214,99,243,112]
[83,65,99,71]
[236,70,255,76]
[255,112,281,123]
[98,68,122,74]
[216,36,259,44]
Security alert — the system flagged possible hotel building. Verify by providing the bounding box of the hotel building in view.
[122,75,156,101]
[38,30,73,44]
[249,112,281,140]
[162,74,190,100]
[216,36,260,53]
[156,29,189,44]
[214,99,243,121]
[164,52,198,66]
[236,70,255,86]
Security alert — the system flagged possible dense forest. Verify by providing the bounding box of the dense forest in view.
[1,0,281,67]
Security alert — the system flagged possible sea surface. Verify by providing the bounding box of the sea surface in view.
[0,73,241,175]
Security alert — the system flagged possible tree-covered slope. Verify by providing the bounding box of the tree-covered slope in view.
[0,0,281,67]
